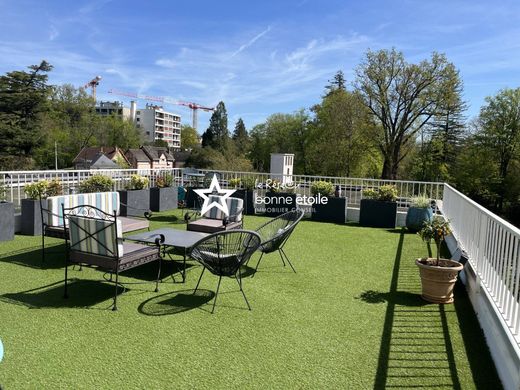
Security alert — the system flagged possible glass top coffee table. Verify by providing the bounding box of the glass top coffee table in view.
[126,228,208,282]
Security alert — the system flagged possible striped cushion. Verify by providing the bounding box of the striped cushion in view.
[68,215,124,257]
[46,192,120,227]
[202,196,243,222]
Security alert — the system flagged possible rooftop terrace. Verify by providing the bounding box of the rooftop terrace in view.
[0,210,502,389]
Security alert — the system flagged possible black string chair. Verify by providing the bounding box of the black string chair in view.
[63,205,163,311]
[253,209,304,276]
[189,230,261,313]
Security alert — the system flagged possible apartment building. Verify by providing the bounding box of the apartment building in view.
[95,101,135,120]
[136,104,181,150]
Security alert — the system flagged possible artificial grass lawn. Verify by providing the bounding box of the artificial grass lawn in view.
[0,210,501,389]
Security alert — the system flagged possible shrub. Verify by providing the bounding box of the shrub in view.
[363,185,397,202]
[311,181,334,196]
[46,179,63,197]
[229,178,241,188]
[0,180,6,202]
[128,174,149,190]
[79,175,114,193]
[378,185,398,202]
[24,181,50,199]
[410,195,430,208]
[241,176,257,191]
[156,173,174,188]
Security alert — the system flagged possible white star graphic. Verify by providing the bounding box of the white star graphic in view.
[194,175,236,217]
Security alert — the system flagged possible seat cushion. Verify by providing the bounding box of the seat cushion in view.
[187,219,242,234]
[119,216,150,233]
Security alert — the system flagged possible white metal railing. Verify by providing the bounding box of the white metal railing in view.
[198,169,444,207]
[442,184,520,347]
[0,168,184,209]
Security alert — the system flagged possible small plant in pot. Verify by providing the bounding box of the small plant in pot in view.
[119,174,150,217]
[79,175,114,193]
[406,195,433,232]
[150,172,177,212]
[22,179,63,236]
[416,217,464,304]
[0,180,14,241]
[311,181,347,224]
[359,184,398,228]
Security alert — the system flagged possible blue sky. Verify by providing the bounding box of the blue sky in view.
[1,0,520,131]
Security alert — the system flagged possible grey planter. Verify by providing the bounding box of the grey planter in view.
[233,189,257,215]
[119,189,150,217]
[150,187,178,212]
[0,202,15,241]
[311,197,347,224]
[21,198,43,236]
[359,199,397,228]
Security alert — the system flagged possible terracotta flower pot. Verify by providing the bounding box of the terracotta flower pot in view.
[415,258,463,304]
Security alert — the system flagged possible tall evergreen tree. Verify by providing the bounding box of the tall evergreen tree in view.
[232,118,249,154]
[325,70,347,96]
[0,61,53,169]
[202,101,229,152]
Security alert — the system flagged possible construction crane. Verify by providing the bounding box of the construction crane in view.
[108,89,214,130]
[85,76,102,100]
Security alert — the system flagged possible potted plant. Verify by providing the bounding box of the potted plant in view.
[0,180,14,241]
[150,172,178,212]
[22,179,63,236]
[119,174,150,217]
[79,174,114,193]
[311,181,347,224]
[264,178,297,217]
[229,176,257,215]
[416,217,464,303]
[406,195,433,232]
[359,184,398,228]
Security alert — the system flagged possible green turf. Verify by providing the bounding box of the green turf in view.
[0,210,502,389]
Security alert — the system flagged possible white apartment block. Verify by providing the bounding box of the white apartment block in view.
[95,101,133,120]
[136,104,181,150]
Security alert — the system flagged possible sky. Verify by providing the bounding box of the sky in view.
[1,0,520,131]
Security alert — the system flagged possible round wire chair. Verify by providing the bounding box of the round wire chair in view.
[253,209,305,275]
[189,230,261,313]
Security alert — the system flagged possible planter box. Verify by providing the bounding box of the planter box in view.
[406,206,433,232]
[312,197,347,224]
[184,187,199,209]
[21,198,43,236]
[233,189,256,215]
[150,187,178,212]
[119,189,150,217]
[359,199,397,228]
[0,202,15,241]
[264,192,297,217]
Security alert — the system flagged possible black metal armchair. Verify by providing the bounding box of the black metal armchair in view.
[63,205,162,311]
[253,209,304,276]
[189,230,261,313]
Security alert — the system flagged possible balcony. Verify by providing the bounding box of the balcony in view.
[0,168,518,389]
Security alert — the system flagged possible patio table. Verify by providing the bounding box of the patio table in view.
[126,228,208,282]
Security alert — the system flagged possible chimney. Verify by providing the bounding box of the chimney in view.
[130,100,137,122]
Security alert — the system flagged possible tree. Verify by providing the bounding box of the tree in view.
[476,88,520,211]
[324,70,347,96]
[232,118,249,154]
[202,101,229,152]
[181,124,200,150]
[355,49,462,179]
[309,89,374,176]
[151,139,169,148]
[0,61,53,169]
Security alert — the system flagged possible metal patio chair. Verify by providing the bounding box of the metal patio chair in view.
[253,209,304,276]
[189,230,261,313]
[63,205,163,311]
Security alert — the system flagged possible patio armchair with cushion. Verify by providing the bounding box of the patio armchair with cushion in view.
[189,230,261,313]
[40,191,151,263]
[186,195,244,234]
[63,204,163,311]
[253,209,305,276]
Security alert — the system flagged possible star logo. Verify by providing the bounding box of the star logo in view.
[194,175,236,216]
